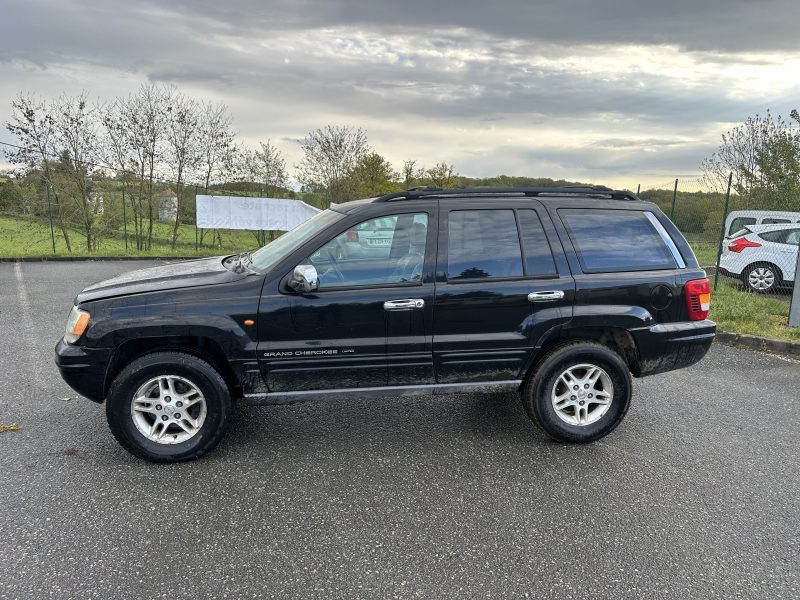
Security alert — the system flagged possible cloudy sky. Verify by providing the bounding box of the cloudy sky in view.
[1,0,799,188]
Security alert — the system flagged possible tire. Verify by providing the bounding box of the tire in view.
[743,262,781,294]
[522,342,632,444]
[106,352,232,463]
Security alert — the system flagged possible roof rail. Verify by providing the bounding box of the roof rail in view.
[373,186,639,202]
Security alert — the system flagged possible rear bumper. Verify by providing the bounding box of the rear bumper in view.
[631,320,716,377]
[54,338,111,403]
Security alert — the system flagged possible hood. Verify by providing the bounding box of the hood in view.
[76,256,250,303]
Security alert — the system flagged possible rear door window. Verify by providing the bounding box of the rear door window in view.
[560,209,678,273]
[447,209,523,280]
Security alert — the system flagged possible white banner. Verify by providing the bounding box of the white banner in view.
[195,195,321,230]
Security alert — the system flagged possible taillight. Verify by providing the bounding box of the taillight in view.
[685,278,711,321]
[727,237,762,253]
[346,231,359,242]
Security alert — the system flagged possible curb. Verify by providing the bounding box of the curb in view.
[715,331,800,359]
[0,256,200,263]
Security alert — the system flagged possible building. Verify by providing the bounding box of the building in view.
[158,188,178,222]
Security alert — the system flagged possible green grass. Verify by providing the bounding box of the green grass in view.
[710,279,800,341]
[690,242,720,267]
[0,215,260,257]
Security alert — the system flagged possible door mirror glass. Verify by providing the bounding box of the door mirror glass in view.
[289,264,319,293]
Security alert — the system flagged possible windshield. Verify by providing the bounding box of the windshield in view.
[249,209,343,272]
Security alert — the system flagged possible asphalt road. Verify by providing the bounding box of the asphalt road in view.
[1,260,798,600]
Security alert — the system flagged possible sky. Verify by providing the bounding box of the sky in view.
[1,0,799,189]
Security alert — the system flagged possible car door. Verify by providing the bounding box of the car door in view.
[261,208,436,392]
[762,228,800,282]
[432,200,574,384]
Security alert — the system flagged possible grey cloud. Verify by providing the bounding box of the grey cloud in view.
[1,0,799,184]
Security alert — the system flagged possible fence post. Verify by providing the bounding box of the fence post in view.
[713,172,733,291]
[789,249,800,327]
[46,183,56,254]
[669,178,678,220]
[194,185,199,252]
[122,186,128,251]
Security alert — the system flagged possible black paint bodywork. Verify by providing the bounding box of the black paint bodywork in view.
[55,193,716,403]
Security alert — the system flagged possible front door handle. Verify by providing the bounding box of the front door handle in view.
[528,290,565,303]
[384,299,425,311]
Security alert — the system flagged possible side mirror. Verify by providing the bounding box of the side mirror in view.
[288,264,319,293]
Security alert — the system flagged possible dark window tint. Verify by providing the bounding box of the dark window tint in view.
[560,209,677,273]
[447,210,523,280]
[762,218,791,224]
[517,209,557,276]
[729,217,756,236]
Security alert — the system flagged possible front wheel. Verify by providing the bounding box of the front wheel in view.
[522,342,632,443]
[106,352,232,462]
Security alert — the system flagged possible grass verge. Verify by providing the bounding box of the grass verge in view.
[0,215,259,257]
[711,279,799,342]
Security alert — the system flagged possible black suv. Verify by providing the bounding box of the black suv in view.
[55,186,716,462]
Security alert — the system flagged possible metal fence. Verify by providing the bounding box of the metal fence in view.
[638,175,800,329]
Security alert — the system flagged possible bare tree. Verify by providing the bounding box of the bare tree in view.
[98,97,137,244]
[297,125,370,205]
[5,93,72,250]
[122,83,171,249]
[51,93,99,251]
[165,93,200,247]
[196,102,237,247]
[238,140,288,192]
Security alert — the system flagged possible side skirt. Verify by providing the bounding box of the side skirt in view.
[242,380,522,405]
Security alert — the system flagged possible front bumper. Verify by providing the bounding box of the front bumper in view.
[54,338,112,403]
[631,319,716,377]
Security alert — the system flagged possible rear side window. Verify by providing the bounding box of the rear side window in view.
[762,218,791,225]
[447,210,523,280]
[729,217,756,236]
[517,209,557,276]
[560,209,678,273]
[761,229,800,245]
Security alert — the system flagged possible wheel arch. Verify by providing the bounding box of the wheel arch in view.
[523,326,641,386]
[743,261,784,287]
[104,336,239,399]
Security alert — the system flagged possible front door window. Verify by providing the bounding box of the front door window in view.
[304,213,429,288]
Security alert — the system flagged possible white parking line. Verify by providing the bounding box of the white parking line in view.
[14,261,40,366]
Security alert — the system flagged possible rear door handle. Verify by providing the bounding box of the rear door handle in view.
[528,290,565,303]
[384,299,425,311]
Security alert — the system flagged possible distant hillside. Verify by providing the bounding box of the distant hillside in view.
[455,175,592,188]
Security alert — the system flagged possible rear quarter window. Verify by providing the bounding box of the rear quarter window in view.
[559,209,678,273]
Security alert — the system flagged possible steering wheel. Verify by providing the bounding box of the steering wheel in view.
[321,246,345,284]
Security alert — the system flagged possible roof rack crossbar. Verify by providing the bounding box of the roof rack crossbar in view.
[374,186,639,202]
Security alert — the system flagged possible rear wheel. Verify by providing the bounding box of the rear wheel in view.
[743,263,780,293]
[523,342,632,443]
[106,352,232,463]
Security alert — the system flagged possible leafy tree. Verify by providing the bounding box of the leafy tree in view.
[345,152,400,198]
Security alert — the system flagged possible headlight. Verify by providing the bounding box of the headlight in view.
[64,306,90,344]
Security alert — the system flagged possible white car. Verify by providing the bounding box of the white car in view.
[718,224,800,293]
